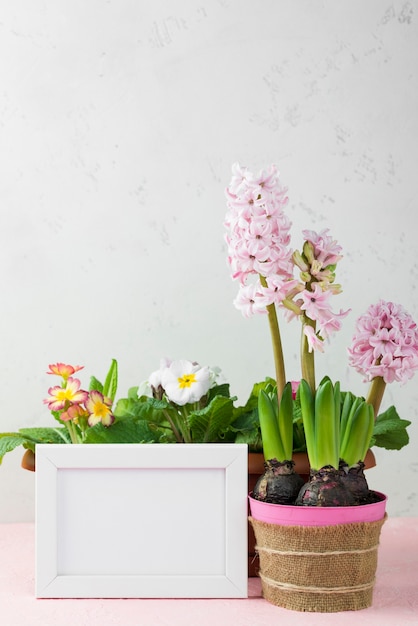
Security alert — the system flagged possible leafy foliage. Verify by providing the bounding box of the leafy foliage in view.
[84,419,162,444]
[114,389,236,444]
[0,363,411,469]
[0,434,30,464]
[189,395,235,443]
[0,427,70,463]
[371,406,411,450]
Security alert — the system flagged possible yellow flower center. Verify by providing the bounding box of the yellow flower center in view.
[177,373,197,388]
[56,388,76,402]
[92,401,110,418]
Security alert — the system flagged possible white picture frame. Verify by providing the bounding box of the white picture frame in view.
[35,443,248,598]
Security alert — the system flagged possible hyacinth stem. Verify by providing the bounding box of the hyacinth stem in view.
[301,315,316,393]
[366,375,386,418]
[259,275,286,396]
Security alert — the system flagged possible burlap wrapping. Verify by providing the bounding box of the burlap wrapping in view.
[249,513,387,612]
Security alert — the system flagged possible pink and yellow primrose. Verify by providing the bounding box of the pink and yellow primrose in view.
[44,377,88,411]
[47,363,84,380]
[42,361,118,443]
[86,390,114,427]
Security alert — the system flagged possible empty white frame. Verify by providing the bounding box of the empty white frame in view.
[35,443,248,598]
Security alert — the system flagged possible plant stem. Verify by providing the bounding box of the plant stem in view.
[259,275,286,396]
[65,420,80,444]
[163,409,184,442]
[301,314,316,393]
[179,407,193,443]
[366,376,386,418]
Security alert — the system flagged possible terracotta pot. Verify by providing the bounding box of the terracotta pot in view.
[21,449,36,472]
[247,449,377,577]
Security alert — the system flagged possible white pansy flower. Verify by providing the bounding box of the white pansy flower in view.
[161,359,211,406]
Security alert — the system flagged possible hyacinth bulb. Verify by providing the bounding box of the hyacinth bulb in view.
[252,459,305,505]
[296,466,356,507]
[339,461,372,504]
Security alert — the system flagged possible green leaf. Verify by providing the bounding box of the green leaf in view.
[340,401,374,466]
[278,382,293,460]
[371,406,411,450]
[103,359,118,401]
[128,386,139,400]
[0,433,28,464]
[257,389,284,460]
[229,407,259,433]
[18,427,70,444]
[226,408,262,451]
[84,420,162,444]
[234,378,276,416]
[0,427,70,463]
[233,429,263,451]
[299,379,317,469]
[114,396,172,426]
[189,396,235,443]
[89,376,103,393]
[223,378,275,450]
[314,379,339,469]
[206,383,231,402]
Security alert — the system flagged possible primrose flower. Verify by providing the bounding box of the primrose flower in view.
[60,403,89,423]
[44,377,88,411]
[47,363,84,380]
[161,359,211,406]
[348,300,418,384]
[85,390,114,427]
[148,357,173,399]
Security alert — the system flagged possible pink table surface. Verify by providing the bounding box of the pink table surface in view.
[1,518,417,626]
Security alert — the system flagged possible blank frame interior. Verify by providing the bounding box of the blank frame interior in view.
[35,443,248,598]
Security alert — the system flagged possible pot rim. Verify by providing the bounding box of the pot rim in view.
[248,491,387,526]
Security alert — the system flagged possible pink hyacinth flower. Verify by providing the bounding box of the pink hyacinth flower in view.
[299,283,333,320]
[233,282,267,318]
[291,380,300,399]
[302,228,343,268]
[303,325,325,353]
[348,300,418,384]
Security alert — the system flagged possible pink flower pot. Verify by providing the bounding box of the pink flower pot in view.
[249,491,387,526]
[248,492,388,612]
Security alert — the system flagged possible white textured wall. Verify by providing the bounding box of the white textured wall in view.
[1,0,417,521]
